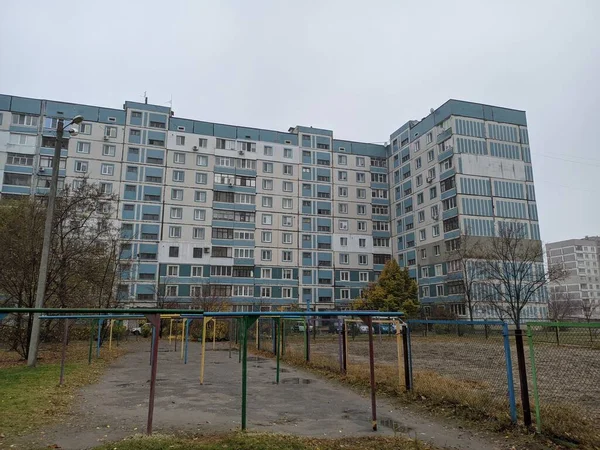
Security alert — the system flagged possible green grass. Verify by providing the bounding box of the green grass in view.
[0,342,126,437]
[93,432,435,450]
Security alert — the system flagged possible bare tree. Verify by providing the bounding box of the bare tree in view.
[582,300,599,344]
[478,223,567,329]
[547,289,578,321]
[447,230,484,321]
[190,283,232,312]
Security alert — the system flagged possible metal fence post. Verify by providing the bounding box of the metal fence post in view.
[502,322,517,423]
[402,324,412,390]
[514,328,532,426]
[527,324,542,431]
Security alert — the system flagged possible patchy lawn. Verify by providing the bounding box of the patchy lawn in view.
[0,341,128,438]
[93,432,436,450]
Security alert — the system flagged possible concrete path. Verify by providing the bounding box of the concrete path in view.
[15,341,506,449]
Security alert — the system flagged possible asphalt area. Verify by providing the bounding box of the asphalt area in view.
[14,340,503,450]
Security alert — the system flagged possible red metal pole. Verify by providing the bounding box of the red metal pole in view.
[146,314,160,435]
[367,316,377,431]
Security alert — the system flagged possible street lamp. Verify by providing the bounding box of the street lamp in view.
[27,114,84,367]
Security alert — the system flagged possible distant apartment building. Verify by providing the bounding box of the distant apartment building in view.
[546,237,600,318]
[0,94,545,319]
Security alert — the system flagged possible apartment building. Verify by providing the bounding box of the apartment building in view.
[546,237,600,318]
[0,94,546,318]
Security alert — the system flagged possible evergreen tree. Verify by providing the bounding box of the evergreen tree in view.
[352,259,419,316]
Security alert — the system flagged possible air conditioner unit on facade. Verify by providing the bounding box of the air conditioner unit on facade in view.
[228,181,233,187]
[427,176,434,183]
[38,167,45,172]
[204,247,210,253]
[192,146,198,151]
[103,136,109,141]
[238,150,245,155]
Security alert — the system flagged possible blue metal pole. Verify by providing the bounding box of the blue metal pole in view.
[502,322,517,423]
[184,319,191,364]
[96,319,103,357]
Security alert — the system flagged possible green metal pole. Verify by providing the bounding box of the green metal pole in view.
[241,316,249,430]
[238,318,242,364]
[304,317,308,361]
[281,318,286,357]
[275,318,281,384]
[527,325,542,431]
[88,319,93,365]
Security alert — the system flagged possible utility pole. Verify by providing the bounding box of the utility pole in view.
[27,115,83,366]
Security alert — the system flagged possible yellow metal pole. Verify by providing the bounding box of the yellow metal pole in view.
[169,319,173,342]
[255,319,259,349]
[180,318,186,359]
[200,317,207,384]
[395,320,402,390]
[212,318,217,350]
[109,319,114,350]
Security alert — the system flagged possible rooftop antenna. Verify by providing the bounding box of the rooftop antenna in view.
[144,91,148,104]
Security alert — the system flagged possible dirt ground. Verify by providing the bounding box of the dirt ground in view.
[282,329,600,422]
[9,340,512,450]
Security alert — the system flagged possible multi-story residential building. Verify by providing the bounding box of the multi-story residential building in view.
[0,94,545,319]
[388,100,546,320]
[546,237,600,319]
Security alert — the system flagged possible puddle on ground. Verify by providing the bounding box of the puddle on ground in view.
[270,367,290,373]
[379,417,411,433]
[281,378,314,384]
[115,383,134,387]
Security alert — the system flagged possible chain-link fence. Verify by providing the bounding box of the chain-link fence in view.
[527,322,600,446]
[407,320,516,425]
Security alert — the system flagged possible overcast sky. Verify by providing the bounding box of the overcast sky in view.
[1,0,598,244]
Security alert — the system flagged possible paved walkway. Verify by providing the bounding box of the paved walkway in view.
[15,340,505,449]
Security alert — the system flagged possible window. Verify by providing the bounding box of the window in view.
[262,214,273,225]
[130,129,141,137]
[261,268,272,279]
[339,220,348,231]
[422,286,430,297]
[356,173,365,183]
[176,135,185,146]
[263,162,273,173]
[283,269,293,279]
[261,287,272,298]
[441,157,453,171]
[283,164,293,175]
[415,157,422,169]
[359,238,366,248]
[418,210,425,222]
[338,155,347,165]
[441,177,455,192]
[172,170,185,182]
[282,198,293,209]
[283,288,292,298]
[168,207,182,220]
[338,187,348,197]
[420,230,426,241]
[194,209,206,221]
[6,153,33,166]
[192,227,205,240]
[421,248,427,259]
[282,233,293,244]
[338,171,348,181]
[149,120,165,129]
[357,205,366,215]
[433,224,440,237]
[340,237,348,247]
[431,204,439,219]
[102,144,116,157]
[261,231,272,243]
[263,145,273,156]
[358,221,367,232]
[416,175,423,187]
[434,245,440,256]
[443,217,459,232]
[196,172,208,184]
[284,148,293,158]
[239,141,256,152]
[195,155,208,167]
[443,196,457,210]
[430,186,438,199]
[262,179,273,190]
[195,137,207,148]
[128,147,139,157]
[282,250,292,262]
[426,132,433,144]
[194,190,207,202]
[446,238,460,252]
[356,156,365,167]
[13,114,38,126]
[171,188,183,200]
[359,255,368,265]
[169,246,180,258]
[338,271,350,282]
[74,161,88,173]
[339,254,349,264]
[372,189,388,199]
[417,193,424,205]
[174,152,185,164]
[357,188,366,199]
[427,167,436,181]
[421,267,429,278]
[338,203,348,214]
[76,141,90,154]
[282,216,293,227]
[216,138,235,150]
[262,196,273,208]
[414,141,420,152]
[428,150,434,162]
[283,181,293,192]
[169,226,182,238]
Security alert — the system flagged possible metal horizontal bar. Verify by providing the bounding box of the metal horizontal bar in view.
[527,321,600,329]
[408,319,504,326]
[0,308,204,315]
[203,311,404,318]
[39,315,147,320]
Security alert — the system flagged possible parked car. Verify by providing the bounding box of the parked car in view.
[292,322,314,332]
